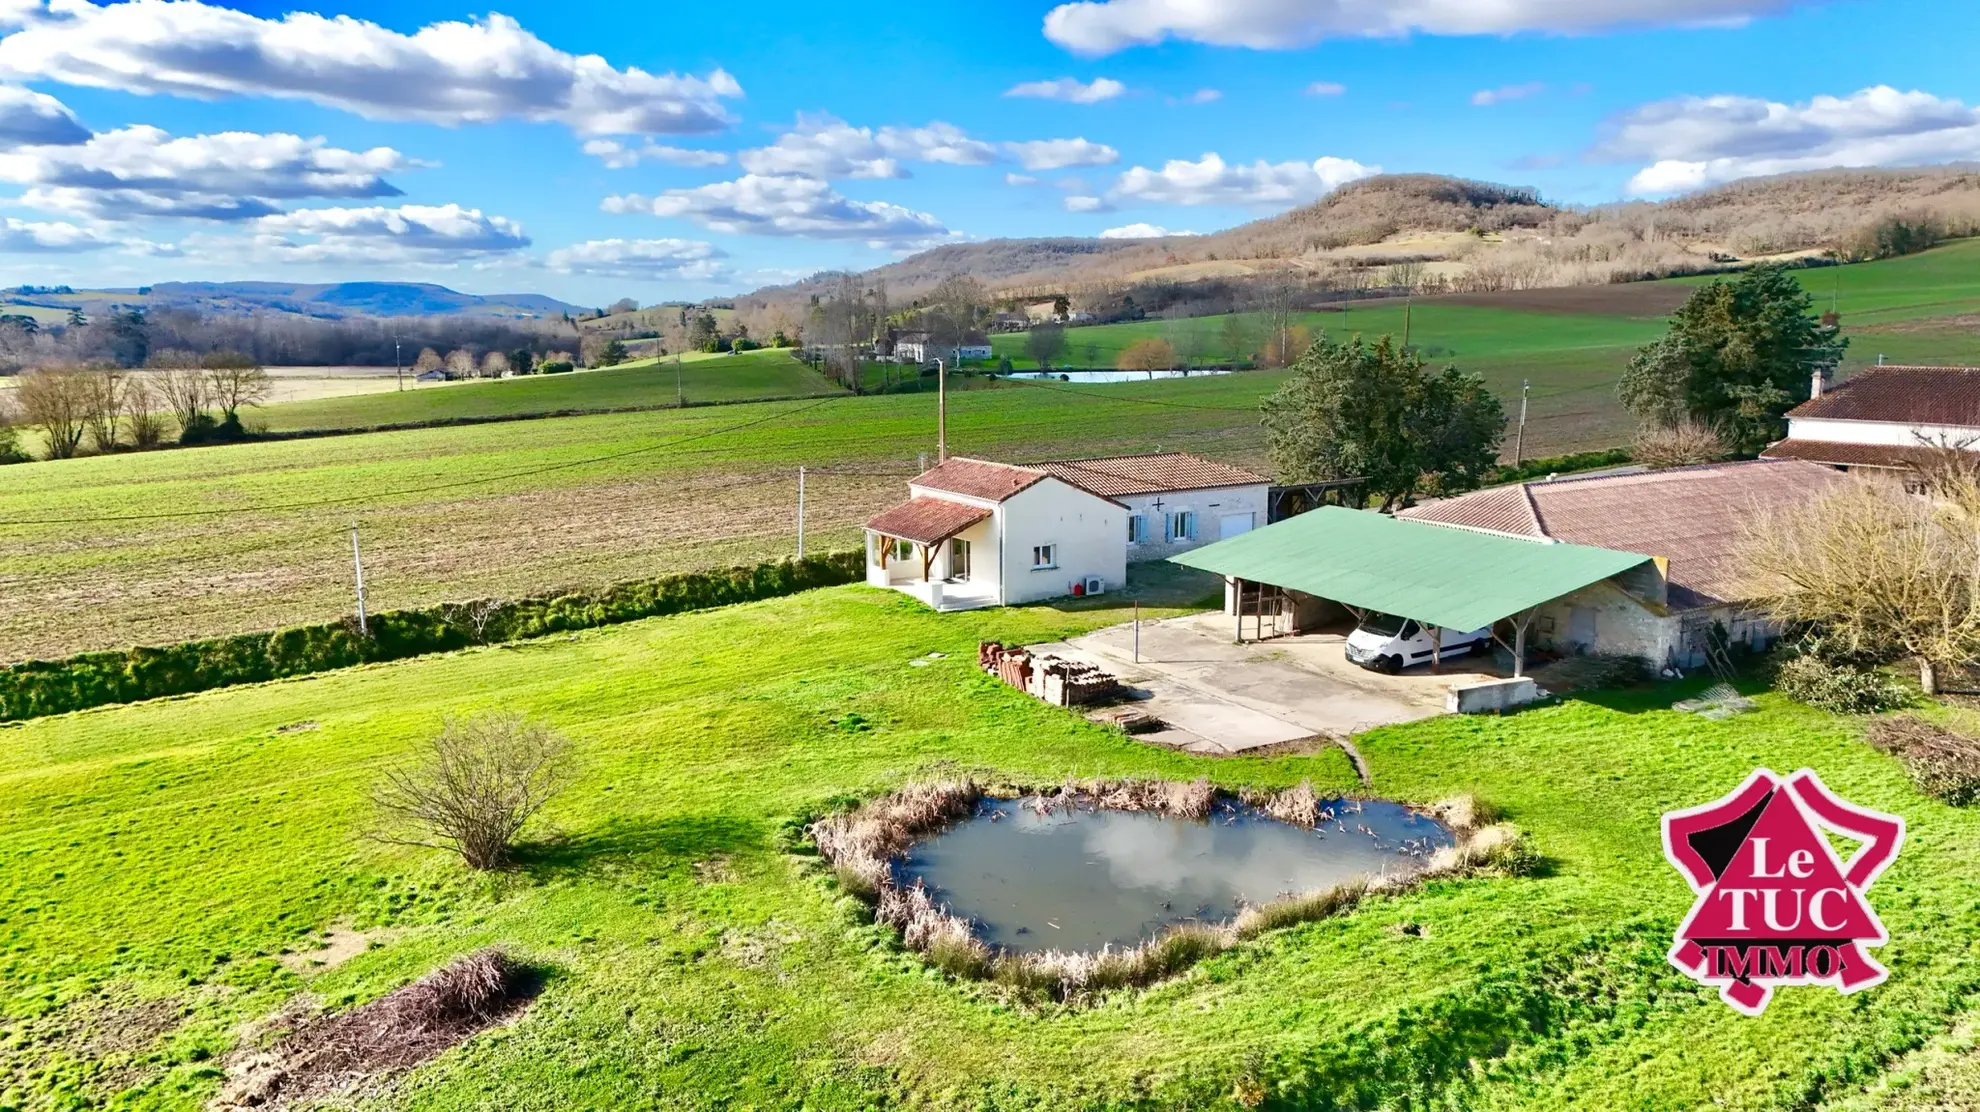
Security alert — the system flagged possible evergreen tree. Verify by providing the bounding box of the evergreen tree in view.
[1618,264,1846,453]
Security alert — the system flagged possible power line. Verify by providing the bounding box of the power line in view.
[0,396,846,528]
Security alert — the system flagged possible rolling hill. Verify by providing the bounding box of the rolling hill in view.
[1,280,584,321]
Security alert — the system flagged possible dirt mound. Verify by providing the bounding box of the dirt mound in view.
[217,947,535,1109]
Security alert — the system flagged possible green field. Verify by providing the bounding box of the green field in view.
[4,582,1977,1109]
[253,349,839,432]
[0,373,1293,660]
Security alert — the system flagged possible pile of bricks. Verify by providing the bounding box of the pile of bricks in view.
[978,642,1119,707]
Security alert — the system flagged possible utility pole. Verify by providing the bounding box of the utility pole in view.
[1514,379,1530,465]
[394,339,403,391]
[796,466,806,558]
[349,524,369,637]
[675,355,683,408]
[936,357,947,462]
[1401,295,1412,350]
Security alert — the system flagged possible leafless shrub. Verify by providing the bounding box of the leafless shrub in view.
[1631,417,1728,470]
[121,374,165,448]
[370,712,573,869]
[76,364,121,452]
[218,947,532,1110]
[1868,716,1980,805]
[811,780,1527,1001]
[442,598,506,645]
[1742,471,1980,694]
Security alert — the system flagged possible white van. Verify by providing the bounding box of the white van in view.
[1344,612,1491,673]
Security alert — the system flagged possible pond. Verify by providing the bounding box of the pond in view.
[1002,368,1233,383]
[893,796,1454,953]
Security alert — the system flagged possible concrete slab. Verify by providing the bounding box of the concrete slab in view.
[1033,611,1500,754]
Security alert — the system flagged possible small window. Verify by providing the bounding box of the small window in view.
[1128,515,1148,543]
[1167,510,1197,541]
[1032,544,1057,569]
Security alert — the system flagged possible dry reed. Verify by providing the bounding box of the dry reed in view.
[810,779,1531,1001]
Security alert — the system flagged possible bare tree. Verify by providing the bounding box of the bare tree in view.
[1163,310,1209,370]
[370,712,573,870]
[412,347,445,377]
[1631,417,1728,470]
[480,350,511,379]
[121,373,165,448]
[0,387,23,462]
[15,365,90,459]
[203,350,270,422]
[925,273,988,364]
[148,350,209,434]
[1258,279,1299,367]
[444,597,505,644]
[76,364,122,452]
[1024,322,1066,370]
[444,348,477,378]
[1117,338,1176,372]
[1743,470,1980,694]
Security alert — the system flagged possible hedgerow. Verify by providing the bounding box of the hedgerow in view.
[0,550,862,721]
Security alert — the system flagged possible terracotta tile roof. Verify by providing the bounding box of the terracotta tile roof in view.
[1760,438,1943,470]
[1030,452,1268,498]
[864,498,991,545]
[1395,484,1541,537]
[1401,459,1847,610]
[1788,365,1980,424]
[910,457,1049,502]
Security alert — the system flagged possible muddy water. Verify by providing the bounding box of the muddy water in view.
[894,797,1453,953]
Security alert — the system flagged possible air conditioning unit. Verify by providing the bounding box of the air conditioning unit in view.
[1083,575,1106,596]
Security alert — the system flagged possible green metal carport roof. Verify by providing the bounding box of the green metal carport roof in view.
[1171,505,1653,632]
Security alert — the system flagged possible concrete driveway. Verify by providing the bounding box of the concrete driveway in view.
[1029,611,1500,756]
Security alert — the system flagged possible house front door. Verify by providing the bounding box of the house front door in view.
[948,537,971,581]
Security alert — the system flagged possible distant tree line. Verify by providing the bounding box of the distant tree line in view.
[0,306,581,372]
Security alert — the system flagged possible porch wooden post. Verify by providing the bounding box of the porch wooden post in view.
[919,542,935,582]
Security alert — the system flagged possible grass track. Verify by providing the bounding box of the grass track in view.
[2,584,1977,1108]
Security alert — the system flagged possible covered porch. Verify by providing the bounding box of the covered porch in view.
[864,497,1000,612]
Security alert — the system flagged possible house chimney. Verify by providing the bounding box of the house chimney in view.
[1811,368,1829,400]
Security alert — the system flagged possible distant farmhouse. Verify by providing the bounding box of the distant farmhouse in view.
[864,452,1268,611]
[1763,364,1980,471]
[894,329,992,364]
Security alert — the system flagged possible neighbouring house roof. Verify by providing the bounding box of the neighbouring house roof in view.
[910,457,1051,502]
[1031,452,1269,498]
[1788,365,1980,424]
[1760,438,1945,470]
[1400,459,1846,610]
[1170,506,1652,633]
[865,498,991,545]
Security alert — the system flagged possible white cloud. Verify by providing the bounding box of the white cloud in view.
[1471,81,1546,106]
[582,138,729,169]
[737,114,995,180]
[0,214,115,251]
[1004,137,1119,171]
[1598,85,1980,195]
[0,1,742,136]
[604,174,951,248]
[1003,76,1126,104]
[247,203,529,262]
[1042,0,1807,54]
[1005,171,1039,185]
[1111,152,1379,206]
[1175,88,1221,104]
[0,125,410,220]
[1304,81,1347,96]
[546,237,729,281]
[1063,194,1111,213]
[0,84,86,146]
[1099,222,1197,238]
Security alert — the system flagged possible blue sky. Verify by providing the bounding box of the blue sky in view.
[0,0,1973,305]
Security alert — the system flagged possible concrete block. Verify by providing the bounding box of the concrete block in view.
[1446,676,1540,714]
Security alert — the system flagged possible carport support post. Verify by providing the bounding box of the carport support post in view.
[1133,601,1140,663]
[1233,577,1244,643]
[1430,625,1441,674]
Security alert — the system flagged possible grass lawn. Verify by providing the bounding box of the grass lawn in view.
[252,349,839,433]
[3,583,1977,1109]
